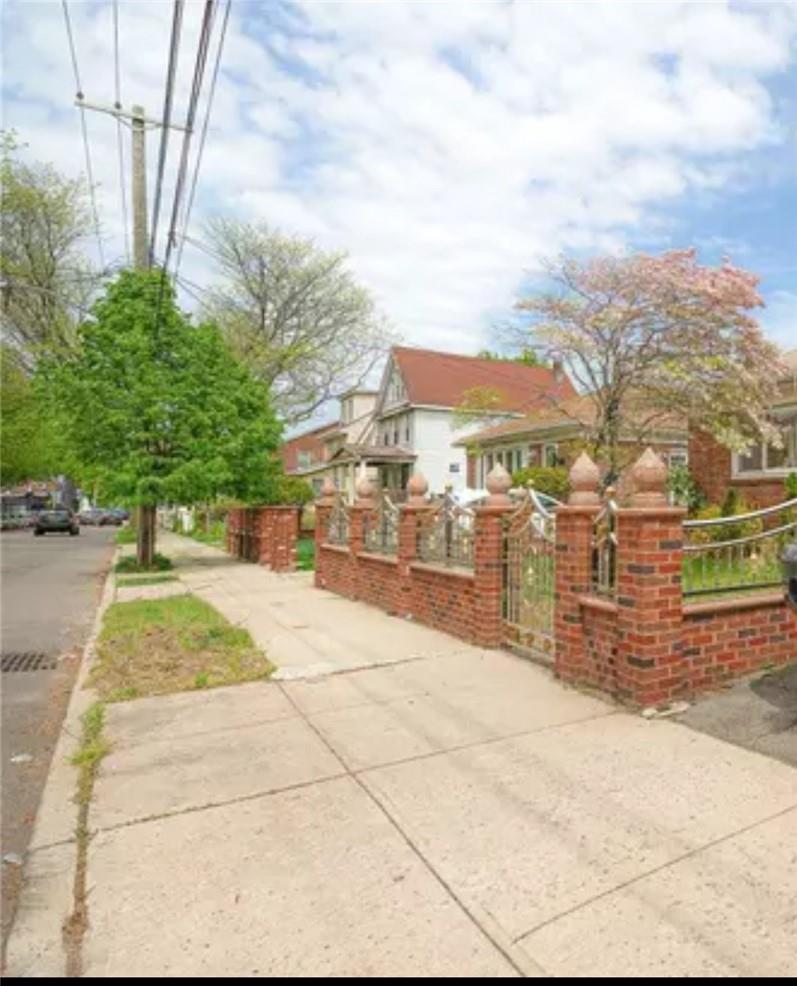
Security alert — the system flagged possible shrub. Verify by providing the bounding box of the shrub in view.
[785,472,797,500]
[510,466,570,500]
[275,475,315,506]
[690,498,763,544]
[667,463,706,513]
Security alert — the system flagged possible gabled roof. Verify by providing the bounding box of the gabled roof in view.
[389,346,576,412]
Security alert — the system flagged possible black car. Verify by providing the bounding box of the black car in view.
[34,509,79,536]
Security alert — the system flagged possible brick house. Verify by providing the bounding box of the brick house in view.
[688,349,797,508]
[458,393,689,491]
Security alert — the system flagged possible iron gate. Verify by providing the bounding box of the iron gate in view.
[503,490,556,664]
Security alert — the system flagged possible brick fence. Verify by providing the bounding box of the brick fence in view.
[309,452,796,707]
[226,505,300,572]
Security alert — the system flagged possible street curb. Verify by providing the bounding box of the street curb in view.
[4,552,118,977]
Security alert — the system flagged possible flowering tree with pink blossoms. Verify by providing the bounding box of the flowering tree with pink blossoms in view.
[514,249,785,478]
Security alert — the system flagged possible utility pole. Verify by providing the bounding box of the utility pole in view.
[131,105,148,270]
[75,98,187,272]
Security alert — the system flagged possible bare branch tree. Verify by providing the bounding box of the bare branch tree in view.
[201,218,397,424]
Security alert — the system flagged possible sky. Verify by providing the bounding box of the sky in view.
[2,0,796,358]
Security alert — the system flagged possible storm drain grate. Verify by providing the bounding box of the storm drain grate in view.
[1,652,57,672]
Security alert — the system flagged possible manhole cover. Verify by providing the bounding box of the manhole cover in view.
[1,652,57,672]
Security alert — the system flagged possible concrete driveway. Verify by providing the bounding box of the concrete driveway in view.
[8,536,797,977]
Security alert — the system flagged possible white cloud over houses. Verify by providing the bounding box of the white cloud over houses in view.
[2,0,796,353]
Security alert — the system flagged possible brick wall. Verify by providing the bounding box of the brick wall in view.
[555,495,797,706]
[314,499,506,647]
[226,505,299,572]
[682,595,797,688]
[688,429,788,508]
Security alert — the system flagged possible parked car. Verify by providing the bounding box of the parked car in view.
[34,509,79,536]
[78,508,106,525]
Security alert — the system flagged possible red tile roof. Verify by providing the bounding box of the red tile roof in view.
[391,346,576,411]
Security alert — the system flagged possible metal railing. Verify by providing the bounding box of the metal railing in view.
[417,489,475,568]
[683,497,797,598]
[326,491,350,546]
[592,489,619,598]
[363,490,399,556]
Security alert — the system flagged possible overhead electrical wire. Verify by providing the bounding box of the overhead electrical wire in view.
[61,0,105,268]
[112,0,130,263]
[174,0,232,279]
[162,0,215,275]
[149,0,185,266]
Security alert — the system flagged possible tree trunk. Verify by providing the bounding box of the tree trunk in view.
[136,504,156,568]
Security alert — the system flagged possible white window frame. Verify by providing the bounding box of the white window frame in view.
[732,412,797,479]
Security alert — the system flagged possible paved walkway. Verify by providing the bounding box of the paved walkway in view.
[7,535,797,977]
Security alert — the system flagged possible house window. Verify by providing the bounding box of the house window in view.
[405,420,410,442]
[383,431,390,446]
[393,424,399,445]
[734,414,797,476]
[667,449,688,469]
[296,451,311,469]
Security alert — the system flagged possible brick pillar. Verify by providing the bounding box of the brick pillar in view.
[313,479,336,589]
[614,449,686,707]
[471,465,515,647]
[472,505,512,646]
[271,506,299,572]
[615,507,685,705]
[553,452,602,685]
[553,505,600,683]
[255,508,274,567]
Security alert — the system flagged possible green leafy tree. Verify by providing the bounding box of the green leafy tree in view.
[274,474,315,506]
[0,346,61,484]
[1,132,100,368]
[45,269,282,565]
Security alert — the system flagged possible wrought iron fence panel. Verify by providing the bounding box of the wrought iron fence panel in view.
[363,490,399,555]
[683,498,797,598]
[417,490,475,568]
[326,491,350,546]
[502,487,556,662]
[592,490,618,598]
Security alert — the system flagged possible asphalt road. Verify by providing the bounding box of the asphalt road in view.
[1,526,115,957]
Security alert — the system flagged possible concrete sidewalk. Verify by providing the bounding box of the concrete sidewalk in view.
[7,535,797,977]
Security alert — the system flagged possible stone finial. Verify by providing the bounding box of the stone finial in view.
[630,447,668,507]
[355,468,376,505]
[568,452,600,505]
[486,463,512,505]
[318,476,336,503]
[406,471,429,506]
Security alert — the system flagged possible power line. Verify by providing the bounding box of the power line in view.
[149,0,184,266]
[163,0,215,276]
[174,0,232,278]
[112,0,130,263]
[61,0,105,268]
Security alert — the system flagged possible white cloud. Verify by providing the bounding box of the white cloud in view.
[2,0,795,353]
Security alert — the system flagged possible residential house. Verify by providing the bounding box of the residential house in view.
[458,393,689,492]
[281,388,379,496]
[334,346,576,494]
[278,347,576,498]
[689,348,797,508]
